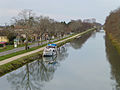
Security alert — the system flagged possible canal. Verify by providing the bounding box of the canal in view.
[0,30,120,90]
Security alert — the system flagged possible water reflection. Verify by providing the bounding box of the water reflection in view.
[70,32,93,49]
[6,45,69,90]
[105,36,120,90]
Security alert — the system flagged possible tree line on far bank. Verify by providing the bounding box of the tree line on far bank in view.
[0,9,100,49]
[105,8,120,42]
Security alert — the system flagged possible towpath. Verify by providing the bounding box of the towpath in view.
[0,29,94,66]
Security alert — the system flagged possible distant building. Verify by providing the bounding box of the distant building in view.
[0,36,9,42]
[91,18,96,23]
[83,18,96,23]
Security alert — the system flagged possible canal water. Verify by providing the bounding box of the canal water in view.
[0,30,120,90]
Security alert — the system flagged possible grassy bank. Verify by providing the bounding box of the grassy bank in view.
[0,51,43,76]
[0,28,96,77]
[0,43,34,53]
[107,33,120,54]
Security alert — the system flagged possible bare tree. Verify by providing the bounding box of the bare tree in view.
[34,16,53,45]
[13,9,35,50]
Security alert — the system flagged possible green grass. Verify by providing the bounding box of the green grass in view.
[0,43,33,53]
[0,45,14,52]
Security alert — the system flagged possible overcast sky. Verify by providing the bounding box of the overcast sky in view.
[0,0,120,25]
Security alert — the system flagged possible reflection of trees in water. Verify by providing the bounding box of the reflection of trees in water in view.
[7,45,68,90]
[57,45,69,61]
[105,36,120,90]
[70,32,93,49]
[7,61,46,90]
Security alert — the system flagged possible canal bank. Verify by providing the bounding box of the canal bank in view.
[105,33,120,55]
[0,29,118,90]
[0,28,96,76]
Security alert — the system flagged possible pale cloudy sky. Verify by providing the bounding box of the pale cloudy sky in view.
[0,0,120,25]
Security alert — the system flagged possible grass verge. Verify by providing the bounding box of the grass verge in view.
[107,33,120,54]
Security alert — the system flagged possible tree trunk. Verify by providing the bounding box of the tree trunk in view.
[37,36,40,46]
[25,33,28,50]
[40,36,42,45]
